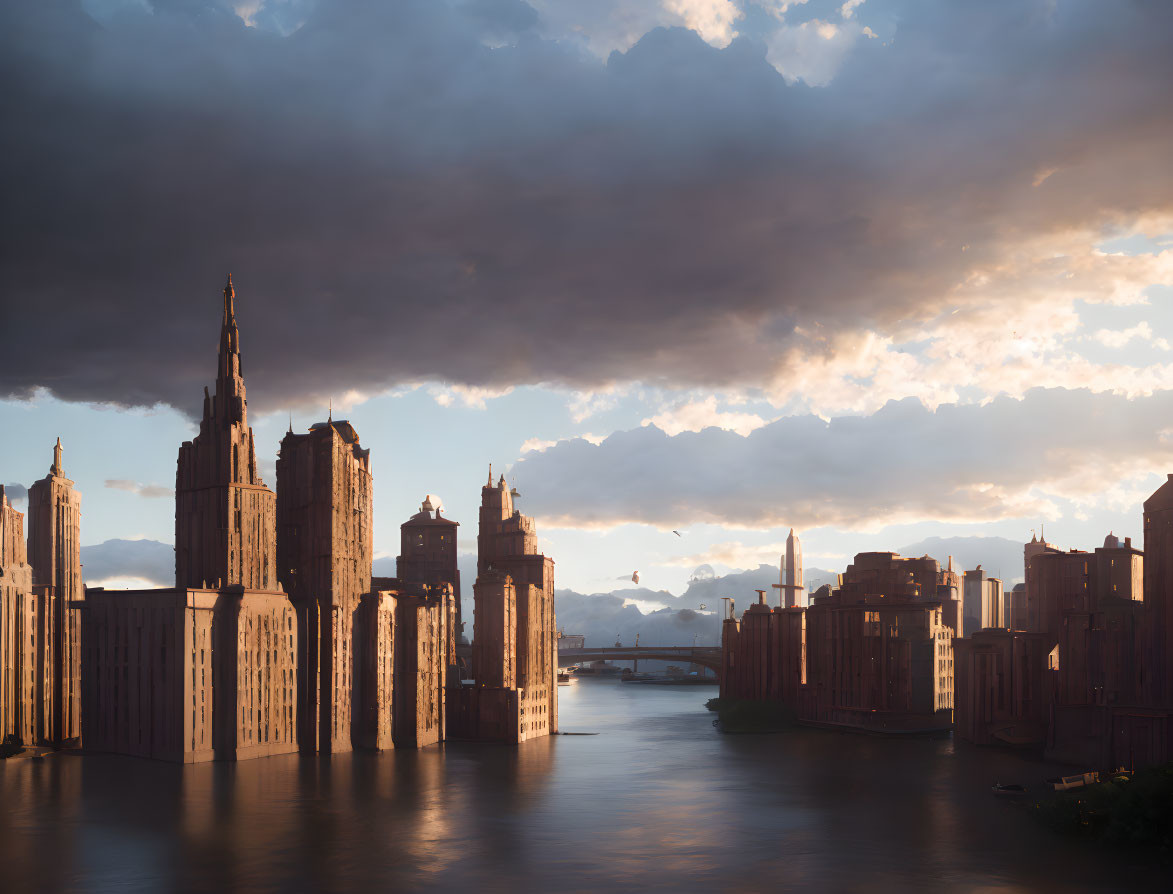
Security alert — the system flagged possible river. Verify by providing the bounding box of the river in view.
[0,679,1165,892]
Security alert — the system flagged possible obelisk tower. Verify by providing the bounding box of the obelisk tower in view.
[773,528,805,608]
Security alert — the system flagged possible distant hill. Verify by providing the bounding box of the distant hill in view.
[895,536,1025,585]
[81,538,173,587]
[555,563,839,648]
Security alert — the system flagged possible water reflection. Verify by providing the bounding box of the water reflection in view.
[0,680,1166,892]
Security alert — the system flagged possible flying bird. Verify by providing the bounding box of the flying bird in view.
[631,571,640,584]
[672,530,682,537]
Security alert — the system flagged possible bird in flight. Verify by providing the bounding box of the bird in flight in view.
[672,530,682,537]
[631,571,640,584]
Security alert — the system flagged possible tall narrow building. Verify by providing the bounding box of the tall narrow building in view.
[773,528,804,608]
[27,438,83,744]
[176,275,277,591]
[277,417,373,753]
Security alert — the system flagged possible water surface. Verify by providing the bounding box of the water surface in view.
[0,679,1164,892]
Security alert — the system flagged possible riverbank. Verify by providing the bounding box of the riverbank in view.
[1032,763,1173,853]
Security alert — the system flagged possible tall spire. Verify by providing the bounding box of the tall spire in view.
[223,273,235,322]
[487,464,493,487]
[51,437,63,477]
[213,274,245,427]
[219,274,240,378]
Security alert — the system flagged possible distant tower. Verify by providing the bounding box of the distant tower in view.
[28,438,84,744]
[397,496,462,640]
[175,275,277,590]
[773,528,805,608]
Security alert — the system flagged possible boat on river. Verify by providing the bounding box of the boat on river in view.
[991,783,1027,797]
[1046,771,1099,792]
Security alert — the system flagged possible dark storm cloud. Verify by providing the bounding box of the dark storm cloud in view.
[513,388,1173,529]
[2,1,1172,414]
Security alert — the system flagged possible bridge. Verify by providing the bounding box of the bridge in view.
[558,646,722,676]
[453,643,723,679]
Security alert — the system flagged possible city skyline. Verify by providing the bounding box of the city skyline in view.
[3,2,1173,601]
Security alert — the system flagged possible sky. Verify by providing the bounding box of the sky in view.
[2,0,1172,604]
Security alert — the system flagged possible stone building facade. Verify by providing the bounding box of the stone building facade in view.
[277,418,372,753]
[954,628,1051,746]
[390,584,456,748]
[28,438,83,744]
[448,472,557,743]
[81,586,299,762]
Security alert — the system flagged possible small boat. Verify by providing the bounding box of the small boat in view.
[991,783,1027,797]
[1046,771,1099,792]
[557,668,578,685]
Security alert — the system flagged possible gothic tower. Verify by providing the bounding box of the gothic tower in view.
[176,275,277,590]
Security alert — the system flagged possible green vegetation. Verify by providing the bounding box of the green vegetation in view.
[1032,764,1173,852]
[705,697,795,734]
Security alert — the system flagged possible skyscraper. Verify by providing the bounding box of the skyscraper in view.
[28,438,83,744]
[448,470,557,742]
[0,484,35,744]
[277,417,373,753]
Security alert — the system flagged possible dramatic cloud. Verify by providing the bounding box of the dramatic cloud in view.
[105,479,174,498]
[2,1,1172,417]
[642,396,767,436]
[515,388,1173,531]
